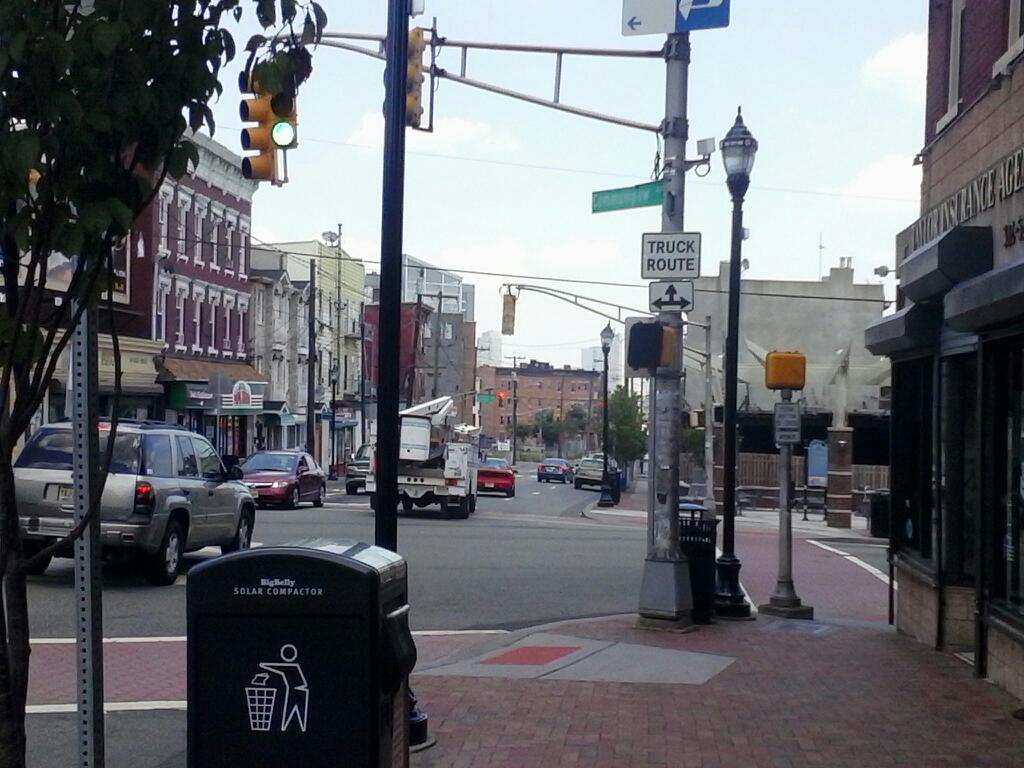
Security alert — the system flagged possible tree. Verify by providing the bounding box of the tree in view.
[607,386,646,468]
[0,2,325,763]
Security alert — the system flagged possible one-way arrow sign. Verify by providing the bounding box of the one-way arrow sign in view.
[649,280,694,313]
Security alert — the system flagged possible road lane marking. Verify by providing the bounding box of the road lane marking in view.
[807,539,895,588]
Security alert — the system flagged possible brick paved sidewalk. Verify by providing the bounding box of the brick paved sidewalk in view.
[411,614,1024,768]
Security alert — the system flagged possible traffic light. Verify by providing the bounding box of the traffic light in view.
[765,351,807,390]
[496,389,508,405]
[627,321,678,372]
[501,293,517,336]
[406,27,426,128]
[239,72,298,183]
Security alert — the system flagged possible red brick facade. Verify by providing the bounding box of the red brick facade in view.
[478,363,601,440]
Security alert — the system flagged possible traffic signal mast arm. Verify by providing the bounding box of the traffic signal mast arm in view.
[499,283,652,329]
[318,29,664,134]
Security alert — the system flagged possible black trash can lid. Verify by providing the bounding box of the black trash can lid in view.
[285,538,406,581]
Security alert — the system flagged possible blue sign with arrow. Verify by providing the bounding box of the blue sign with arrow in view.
[623,0,731,37]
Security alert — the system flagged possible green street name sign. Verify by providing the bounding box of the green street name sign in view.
[592,181,664,214]
[476,393,497,404]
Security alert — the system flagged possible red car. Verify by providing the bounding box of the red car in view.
[240,451,326,508]
[478,458,516,497]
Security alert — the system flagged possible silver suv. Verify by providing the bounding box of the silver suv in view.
[16,421,256,585]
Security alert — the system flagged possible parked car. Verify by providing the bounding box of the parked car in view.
[478,458,516,497]
[345,443,372,495]
[537,458,573,483]
[574,457,617,489]
[241,451,326,509]
[15,421,255,585]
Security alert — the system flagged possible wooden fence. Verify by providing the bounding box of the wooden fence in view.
[680,453,888,491]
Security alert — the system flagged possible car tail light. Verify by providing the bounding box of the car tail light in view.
[134,481,155,516]
[446,478,458,486]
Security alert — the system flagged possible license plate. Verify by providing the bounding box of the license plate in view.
[57,485,73,502]
[544,467,557,472]
[484,482,494,489]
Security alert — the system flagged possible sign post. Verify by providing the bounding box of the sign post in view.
[760,390,814,620]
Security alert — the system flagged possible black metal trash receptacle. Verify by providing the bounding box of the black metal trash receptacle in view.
[869,493,891,539]
[679,510,719,624]
[187,540,417,768]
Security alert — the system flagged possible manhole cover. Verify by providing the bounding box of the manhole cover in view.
[763,620,834,636]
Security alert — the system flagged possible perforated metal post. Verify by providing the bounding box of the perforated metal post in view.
[71,302,104,767]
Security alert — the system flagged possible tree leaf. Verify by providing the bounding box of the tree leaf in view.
[301,14,316,45]
[221,31,236,63]
[281,0,297,24]
[245,34,268,53]
[9,31,28,63]
[2,130,41,185]
[256,0,276,27]
[107,199,134,234]
[312,2,327,35]
[92,21,124,57]
[233,6,243,22]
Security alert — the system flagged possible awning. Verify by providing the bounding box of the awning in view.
[261,402,297,427]
[945,257,1024,332]
[155,356,268,384]
[864,303,942,356]
[900,226,992,303]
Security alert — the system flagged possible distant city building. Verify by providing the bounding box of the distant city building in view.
[478,361,600,446]
[365,254,475,321]
[581,336,623,392]
[478,330,504,367]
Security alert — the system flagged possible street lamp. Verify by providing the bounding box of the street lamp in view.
[716,108,757,619]
[598,322,616,508]
[328,359,339,480]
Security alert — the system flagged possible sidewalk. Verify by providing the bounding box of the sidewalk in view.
[410,613,1024,768]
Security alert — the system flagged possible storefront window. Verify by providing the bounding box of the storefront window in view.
[892,357,934,560]
[940,354,978,582]
[996,345,1024,612]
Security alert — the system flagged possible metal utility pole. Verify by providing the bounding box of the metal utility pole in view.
[703,316,716,518]
[375,0,411,553]
[638,32,693,623]
[306,258,317,456]
[72,302,104,767]
[431,289,442,398]
[359,300,367,447]
[511,375,519,465]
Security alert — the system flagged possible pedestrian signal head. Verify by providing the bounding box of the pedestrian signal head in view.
[765,351,806,390]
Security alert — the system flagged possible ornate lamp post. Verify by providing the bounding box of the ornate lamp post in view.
[598,322,616,508]
[715,108,757,619]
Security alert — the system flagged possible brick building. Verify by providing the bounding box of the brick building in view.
[478,361,601,444]
[864,1,1024,701]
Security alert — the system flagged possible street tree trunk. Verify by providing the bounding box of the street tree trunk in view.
[0,458,30,768]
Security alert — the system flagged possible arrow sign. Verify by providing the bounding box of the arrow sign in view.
[627,15,642,30]
[649,280,694,313]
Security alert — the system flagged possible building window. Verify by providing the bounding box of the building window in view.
[175,292,185,344]
[176,201,187,257]
[208,299,217,348]
[155,288,166,344]
[937,0,966,132]
[940,354,978,584]
[239,229,249,275]
[237,307,245,353]
[255,291,265,326]
[992,343,1024,614]
[223,304,232,348]
[892,357,935,561]
[193,298,202,349]
[158,195,170,253]
[210,221,219,268]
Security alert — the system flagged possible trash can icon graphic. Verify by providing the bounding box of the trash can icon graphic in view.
[246,673,277,732]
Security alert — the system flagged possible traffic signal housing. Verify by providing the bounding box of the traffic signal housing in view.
[765,351,807,390]
[627,321,678,372]
[406,27,426,128]
[239,72,298,183]
[501,293,517,336]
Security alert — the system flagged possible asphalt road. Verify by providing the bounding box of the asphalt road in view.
[26,472,646,638]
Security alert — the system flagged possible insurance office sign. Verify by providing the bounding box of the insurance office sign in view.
[897,142,1024,262]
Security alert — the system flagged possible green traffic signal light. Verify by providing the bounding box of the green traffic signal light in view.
[271,120,296,148]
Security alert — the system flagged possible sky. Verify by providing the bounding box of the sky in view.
[211,0,928,370]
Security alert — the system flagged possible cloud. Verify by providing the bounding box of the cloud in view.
[845,154,921,204]
[863,31,927,103]
[347,112,519,154]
